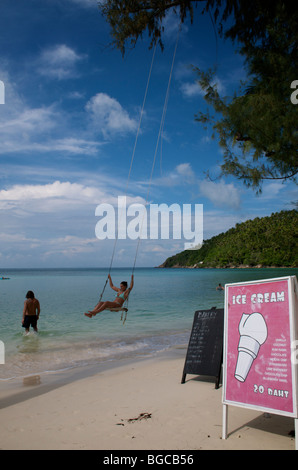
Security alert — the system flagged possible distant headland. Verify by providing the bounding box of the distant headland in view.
[158,210,298,269]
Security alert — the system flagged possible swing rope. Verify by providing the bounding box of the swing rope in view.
[98,43,157,303]
[99,23,181,313]
[132,23,181,275]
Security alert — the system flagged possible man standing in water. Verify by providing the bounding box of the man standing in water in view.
[22,291,40,334]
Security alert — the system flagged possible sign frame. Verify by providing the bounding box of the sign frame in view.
[182,307,224,388]
[222,275,298,447]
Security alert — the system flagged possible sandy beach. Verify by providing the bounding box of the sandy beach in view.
[0,346,295,451]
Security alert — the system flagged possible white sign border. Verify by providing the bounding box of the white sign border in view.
[222,276,298,446]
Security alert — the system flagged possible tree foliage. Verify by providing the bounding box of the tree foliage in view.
[99,0,198,55]
[99,0,244,55]
[99,0,298,191]
[160,210,298,268]
[195,1,298,191]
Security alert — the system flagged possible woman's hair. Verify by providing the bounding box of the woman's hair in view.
[121,281,128,289]
[26,290,35,299]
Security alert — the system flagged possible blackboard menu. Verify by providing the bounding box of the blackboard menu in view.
[181,307,224,388]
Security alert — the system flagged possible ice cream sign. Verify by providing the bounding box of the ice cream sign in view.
[232,290,285,305]
[223,276,298,418]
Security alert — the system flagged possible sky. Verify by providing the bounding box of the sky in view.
[0,0,296,269]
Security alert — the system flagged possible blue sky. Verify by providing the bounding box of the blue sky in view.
[0,0,296,269]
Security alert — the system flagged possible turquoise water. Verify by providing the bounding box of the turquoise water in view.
[1,267,297,380]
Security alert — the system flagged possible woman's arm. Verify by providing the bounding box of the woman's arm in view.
[123,275,134,300]
[108,274,118,292]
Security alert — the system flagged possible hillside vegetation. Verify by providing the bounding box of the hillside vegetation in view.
[159,210,298,268]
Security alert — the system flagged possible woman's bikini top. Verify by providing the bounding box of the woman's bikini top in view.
[115,291,126,301]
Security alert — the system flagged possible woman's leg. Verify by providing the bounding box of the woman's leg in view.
[84,301,121,317]
[91,301,104,313]
[84,301,103,317]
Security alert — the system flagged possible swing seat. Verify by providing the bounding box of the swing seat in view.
[109,306,128,325]
[108,307,128,312]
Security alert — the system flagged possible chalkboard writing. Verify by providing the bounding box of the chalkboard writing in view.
[181,307,224,388]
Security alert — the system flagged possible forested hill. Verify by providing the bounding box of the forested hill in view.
[159,210,298,268]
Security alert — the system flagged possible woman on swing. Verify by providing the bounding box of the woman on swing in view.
[84,274,134,318]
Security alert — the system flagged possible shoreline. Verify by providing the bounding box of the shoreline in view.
[0,329,192,381]
[0,345,186,402]
[157,265,297,269]
[0,345,295,450]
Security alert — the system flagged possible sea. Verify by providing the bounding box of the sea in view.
[1,267,297,381]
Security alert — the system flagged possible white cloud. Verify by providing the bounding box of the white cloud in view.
[257,181,285,200]
[43,235,98,258]
[0,138,101,156]
[0,181,146,213]
[0,102,101,154]
[0,71,74,153]
[181,76,226,98]
[0,64,140,160]
[0,233,39,244]
[0,181,107,207]
[0,90,135,154]
[149,162,196,188]
[37,44,87,80]
[176,163,195,181]
[0,181,106,217]
[3,107,56,132]
[67,0,98,7]
[180,81,204,98]
[202,211,248,239]
[0,82,67,154]
[199,179,241,210]
[86,93,138,137]
[0,69,107,155]
[162,10,189,40]
[0,179,149,267]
